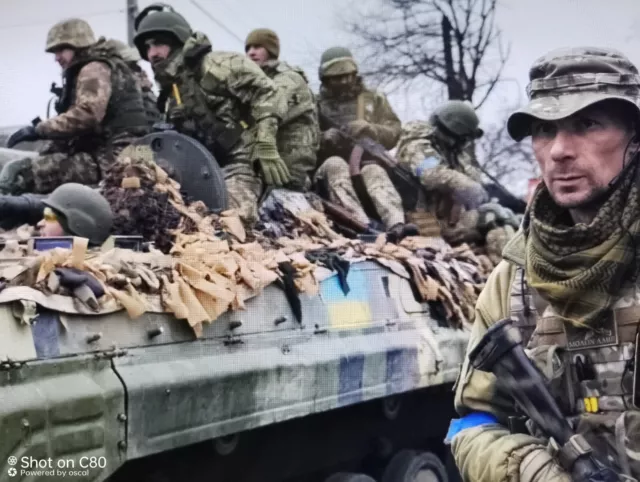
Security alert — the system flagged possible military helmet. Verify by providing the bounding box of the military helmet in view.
[318,46,358,80]
[430,100,484,140]
[508,47,640,141]
[45,18,96,53]
[109,38,141,63]
[43,183,113,245]
[133,3,192,60]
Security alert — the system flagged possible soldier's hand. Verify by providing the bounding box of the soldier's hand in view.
[167,104,187,125]
[322,128,342,146]
[346,120,377,139]
[254,142,291,186]
[6,125,40,148]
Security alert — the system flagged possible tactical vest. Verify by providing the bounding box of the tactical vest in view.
[317,88,377,127]
[165,45,249,166]
[58,42,149,142]
[509,267,640,479]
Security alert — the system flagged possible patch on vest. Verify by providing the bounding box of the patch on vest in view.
[563,310,619,351]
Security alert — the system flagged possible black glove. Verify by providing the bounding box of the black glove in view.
[54,267,105,298]
[0,194,46,230]
[6,125,40,148]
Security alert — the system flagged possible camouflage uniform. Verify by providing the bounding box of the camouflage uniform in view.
[449,47,640,482]
[245,29,319,190]
[108,38,161,127]
[395,117,515,257]
[135,10,289,225]
[256,61,317,190]
[313,47,405,229]
[1,20,149,195]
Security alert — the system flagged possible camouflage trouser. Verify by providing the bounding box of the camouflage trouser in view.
[224,162,263,225]
[484,225,516,264]
[419,165,488,210]
[0,137,134,195]
[313,156,404,228]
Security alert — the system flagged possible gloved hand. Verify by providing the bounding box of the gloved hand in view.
[166,104,187,125]
[0,194,46,230]
[322,128,343,146]
[519,447,571,482]
[6,125,40,148]
[254,142,291,186]
[346,120,377,139]
[53,267,105,311]
[477,201,518,231]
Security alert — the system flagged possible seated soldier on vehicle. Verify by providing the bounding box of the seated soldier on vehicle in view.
[313,46,418,242]
[133,5,290,226]
[0,183,113,247]
[395,100,521,262]
[1,18,149,196]
[245,28,319,191]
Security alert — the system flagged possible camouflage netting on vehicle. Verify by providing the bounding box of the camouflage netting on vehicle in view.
[0,146,497,335]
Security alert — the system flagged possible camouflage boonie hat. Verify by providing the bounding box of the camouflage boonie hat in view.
[45,18,96,53]
[508,47,640,141]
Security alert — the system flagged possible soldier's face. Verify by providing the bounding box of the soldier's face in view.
[325,74,356,91]
[531,103,634,209]
[145,39,172,65]
[246,45,269,66]
[53,48,75,70]
[37,208,65,237]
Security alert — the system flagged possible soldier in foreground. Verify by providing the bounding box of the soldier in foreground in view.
[2,18,149,195]
[108,38,161,127]
[0,183,113,246]
[396,101,519,261]
[245,28,319,190]
[313,46,417,240]
[133,6,290,225]
[448,47,640,481]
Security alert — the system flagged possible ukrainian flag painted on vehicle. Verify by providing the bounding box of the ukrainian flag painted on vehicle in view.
[320,269,372,329]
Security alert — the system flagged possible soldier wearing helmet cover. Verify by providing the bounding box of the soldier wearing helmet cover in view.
[2,18,149,195]
[133,5,290,226]
[313,46,418,241]
[245,28,319,191]
[395,101,521,262]
[108,38,161,127]
[448,47,640,482]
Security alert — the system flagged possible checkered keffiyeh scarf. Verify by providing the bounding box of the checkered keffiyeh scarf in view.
[525,161,640,328]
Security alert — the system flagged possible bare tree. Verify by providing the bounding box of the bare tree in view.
[343,0,511,109]
[476,106,540,195]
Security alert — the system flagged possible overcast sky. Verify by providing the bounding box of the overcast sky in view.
[1,0,639,130]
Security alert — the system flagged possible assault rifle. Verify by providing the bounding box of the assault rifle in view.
[318,111,422,212]
[468,319,619,482]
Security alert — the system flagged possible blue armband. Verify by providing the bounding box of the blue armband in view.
[415,156,440,178]
[444,412,499,444]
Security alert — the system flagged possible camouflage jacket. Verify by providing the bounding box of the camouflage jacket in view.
[261,59,319,189]
[451,231,640,481]
[154,32,286,167]
[37,38,149,151]
[395,121,488,212]
[317,79,401,152]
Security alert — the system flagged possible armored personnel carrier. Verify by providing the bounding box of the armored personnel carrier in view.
[0,133,471,482]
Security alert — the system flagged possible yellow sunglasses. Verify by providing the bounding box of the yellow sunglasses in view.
[43,207,58,222]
